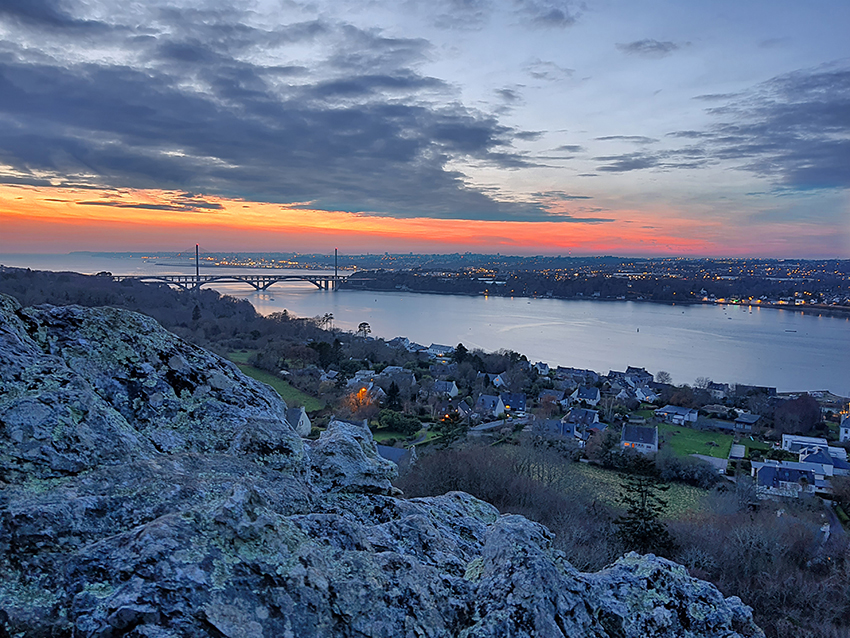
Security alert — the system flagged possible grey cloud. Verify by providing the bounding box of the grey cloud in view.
[524,59,574,81]
[701,64,850,189]
[533,190,591,200]
[514,1,580,27]
[432,0,493,30]
[616,39,680,58]
[515,130,544,140]
[496,88,522,102]
[0,0,106,30]
[588,64,850,189]
[554,145,584,152]
[595,135,658,144]
[0,5,570,222]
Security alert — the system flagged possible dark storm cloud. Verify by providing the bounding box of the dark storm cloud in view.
[0,5,570,222]
[616,39,680,58]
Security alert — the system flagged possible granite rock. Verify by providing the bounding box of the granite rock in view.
[0,294,764,637]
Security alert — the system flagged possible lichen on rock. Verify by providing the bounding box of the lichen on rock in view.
[0,294,764,637]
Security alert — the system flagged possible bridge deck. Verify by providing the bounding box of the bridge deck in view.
[114,273,348,291]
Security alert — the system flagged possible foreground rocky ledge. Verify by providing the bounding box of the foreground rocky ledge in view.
[0,294,763,637]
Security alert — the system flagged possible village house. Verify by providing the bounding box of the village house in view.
[734,412,761,432]
[570,386,601,406]
[500,392,527,413]
[752,462,817,498]
[433,380,459,398]
[841,414,850,443]
[285,406,312,437]
[474,394,505,418]
[538,388,564,404]
[426,343,455,358]
[655,405,698,425]
[621,424,659,454]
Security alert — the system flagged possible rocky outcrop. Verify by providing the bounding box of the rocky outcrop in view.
[0,294,764,637]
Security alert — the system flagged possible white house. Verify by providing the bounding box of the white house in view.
[781,434,828,454]
[841,414,850,443]
[654,405,698,425]
[571,386,601,406]
[433,380,459,398]
[285,406,312,437]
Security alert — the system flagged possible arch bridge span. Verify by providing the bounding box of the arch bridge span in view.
[113,273,347,291]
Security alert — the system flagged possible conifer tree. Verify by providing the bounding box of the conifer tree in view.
[614,456,675,555]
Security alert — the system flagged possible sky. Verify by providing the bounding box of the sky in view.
[0,0,848,257]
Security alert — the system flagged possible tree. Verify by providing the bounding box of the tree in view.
[694,376,712,390]
[433,409,467,448]
[655,370,672,385]
[453,342,469,364]
[385,381,402,411]
[614,457,675,555]
[357,322,371,338]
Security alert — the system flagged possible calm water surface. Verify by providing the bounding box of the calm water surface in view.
[2,253,848,394]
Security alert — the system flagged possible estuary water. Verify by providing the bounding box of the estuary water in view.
[2,253,848,395]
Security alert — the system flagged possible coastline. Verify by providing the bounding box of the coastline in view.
[339,281,850,319]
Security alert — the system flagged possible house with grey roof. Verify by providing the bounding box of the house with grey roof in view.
[571,386,600,406]
[474,394,505,418]
[433,380,459,398]
[286,406,312,437]
[841,414,850,443]
[754,463,817,498]
[500,393,527,413]
[621,425,659,454]
[655,405,698,425]
[734,413,761,432]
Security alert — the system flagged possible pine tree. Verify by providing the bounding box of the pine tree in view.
[614,458,675,555]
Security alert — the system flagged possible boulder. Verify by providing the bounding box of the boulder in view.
[0,294,764,637]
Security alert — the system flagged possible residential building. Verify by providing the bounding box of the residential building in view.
[841,414,850,443]
[655,405,698,425]
[474,394,505,418]
[753,463,817,498]
[734,413,761,432]
[621,425,659,454]
[571,386,601,406]
[500,393,527,412]
[285,406,312,437]
[433,380,459,398]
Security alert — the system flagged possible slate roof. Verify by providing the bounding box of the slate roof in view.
[622,425,657,445]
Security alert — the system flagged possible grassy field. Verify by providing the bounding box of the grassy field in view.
[227,349,253,364]
[231,361,325,413]
[565,463,709,518]
[657,423,733,459]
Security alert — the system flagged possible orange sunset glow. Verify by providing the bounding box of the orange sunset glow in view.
[3,184,833,257]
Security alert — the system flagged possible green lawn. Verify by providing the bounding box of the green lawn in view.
[227,350,254,364]
[657,423,733,459]
[232,362,325,413]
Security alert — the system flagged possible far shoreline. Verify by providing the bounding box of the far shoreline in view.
[337,282,850,320]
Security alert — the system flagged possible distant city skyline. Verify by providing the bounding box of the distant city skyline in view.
[0,0,848,257]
